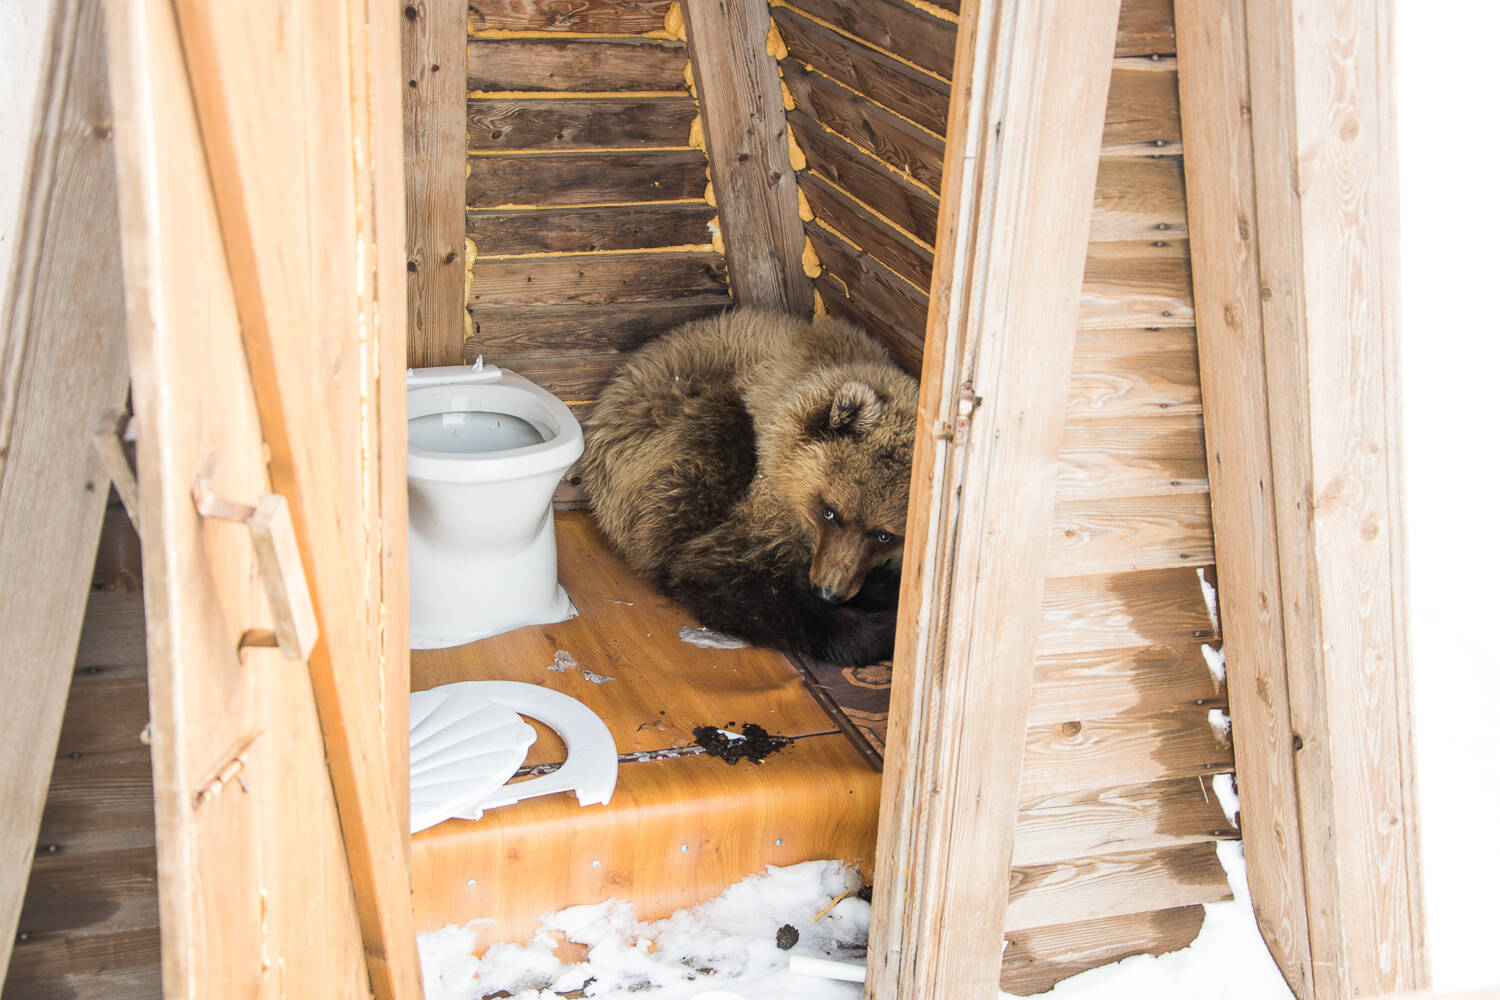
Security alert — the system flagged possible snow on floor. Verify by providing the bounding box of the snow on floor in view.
[419,839,1294,1000]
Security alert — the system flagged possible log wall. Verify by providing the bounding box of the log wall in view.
[462,0,734,506]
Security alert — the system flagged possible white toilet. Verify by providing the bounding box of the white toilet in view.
[407,360,583,649]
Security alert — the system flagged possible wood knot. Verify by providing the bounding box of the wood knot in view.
[1059,721,1083,738]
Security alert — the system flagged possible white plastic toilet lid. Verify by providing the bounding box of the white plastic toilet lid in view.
[408,681,619,835]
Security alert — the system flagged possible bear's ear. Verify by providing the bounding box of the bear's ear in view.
[828,381,882,436]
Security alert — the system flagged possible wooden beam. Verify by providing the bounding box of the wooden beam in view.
[1174,2,1313,993]
[1242,0,1427,995]
[864,0,1122,996]
[0,0,131,978]
[402,0,467,366]
[681,0,815,316]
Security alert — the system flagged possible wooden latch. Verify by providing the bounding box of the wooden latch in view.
[192,478,319,660]
[194,731,262,808]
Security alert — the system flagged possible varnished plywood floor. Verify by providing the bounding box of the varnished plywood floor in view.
[411,512,881,942]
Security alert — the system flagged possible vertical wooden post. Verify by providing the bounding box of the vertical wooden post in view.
[1180,0,1427,995]
[402,0,468,366]
[865,0,1121,996]
[0,0,131,978]
[681,0,815,316]
[1174,2,1314,994]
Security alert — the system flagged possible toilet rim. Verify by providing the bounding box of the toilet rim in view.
[407,381,583,483]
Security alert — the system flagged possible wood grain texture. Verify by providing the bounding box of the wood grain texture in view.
[465,296,730,358]
[1175,2,1313,992]
[1006,844,1231,933]
[0,0,131,974]
[470,251,727,306]
[815,274,923,374]
[865,0,1124,994]
[790,109,939,244]
[467,96,698,151]
[115,0,421,995]
[1103,60,1183,156]
[1029,641,1224,729]
[468,203,716,255]
[1037,567,1217,659]
[1080,244,1195,328]
[1047,492,1214,577]
[411,514,879,941]
[1001,905,1205,996]
[776,0,957,79]
[3,592,161,999]
[682,0,814,314]
[1067,327,1203,420]
[468,36,689,92]
[468,0,674,33]
[1090,156,1187,241]
[781,61,945,192]
[1020,705,1233,798]
[403,0,467,366]
[800,172,934,290]
[1241,0,1427,993]
[1012,779,1234,869]
[1116,0,1175,57]
[1056,415,1209,500]
[467,149,709,207]
[806,222,927,363]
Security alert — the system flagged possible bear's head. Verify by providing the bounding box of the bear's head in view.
[764,365,918,605]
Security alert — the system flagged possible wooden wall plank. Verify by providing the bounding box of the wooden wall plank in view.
[1116,0,1175,57]
[682,0,814,315]
[1090,156,1186,241]
[1006,843,1232,933]
[1176,2,1314,992]
[1020,706,1233,798]
[468,0,673,33]
[1067,328,1203,420]
[470,251,728,306]
[1037,567,1216,659]
[1013,779,1234,869]
[1103,60,1182,156]
[468,37,689,92]
[1030,642,1224,727]
[467,96,698,151]
[1241,0,1427,993]
[465,296,729,358]
[1080,245,1195,328]
[806,223,927,343]
[800,172,933,290]
[1047,492,1214,577]
[775,0,957,79]
[780,61,945,191]
[467,149,709,207]
[1001,905,1206,996]
[866,0,1124,993]
[814,275,923,373]
[402,0,467,366]
[468,203,716,256]
[790,109,939,244]
[771,6,950,135]
[0,0,131,975]
[1057,415,1209,500]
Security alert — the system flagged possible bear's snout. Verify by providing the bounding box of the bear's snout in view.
[813,584,849,604]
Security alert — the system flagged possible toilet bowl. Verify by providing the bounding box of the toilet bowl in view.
[407,361,583,649]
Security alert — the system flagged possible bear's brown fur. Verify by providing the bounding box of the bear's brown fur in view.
[580,309,918,664]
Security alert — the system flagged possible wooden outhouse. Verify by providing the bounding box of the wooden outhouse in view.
[0,0,1424,997]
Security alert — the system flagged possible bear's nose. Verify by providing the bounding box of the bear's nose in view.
[813,585,846,604]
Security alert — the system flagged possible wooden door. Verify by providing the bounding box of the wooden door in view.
[103,0,421,997]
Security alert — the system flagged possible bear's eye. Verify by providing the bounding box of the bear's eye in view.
[822,505,838,524]
[875,531,893,545]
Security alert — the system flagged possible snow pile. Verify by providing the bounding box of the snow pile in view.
[419,860,868,1000]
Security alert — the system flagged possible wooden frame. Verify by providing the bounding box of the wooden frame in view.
[865,0,1123,994]
[1176,0,1426,996]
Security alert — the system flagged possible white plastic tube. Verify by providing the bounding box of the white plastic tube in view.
[788,955,868,983]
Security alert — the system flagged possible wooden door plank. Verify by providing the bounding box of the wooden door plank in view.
[1012,778,1235,869]
[1001,905,1205,996]
[0,0,131,975]
[682,0,814,315]
[402,0,467,366]
[864,0,1123,995]
[1240,0,1427,994]
[1005,843,1232,933]
[1175,2,1313,993]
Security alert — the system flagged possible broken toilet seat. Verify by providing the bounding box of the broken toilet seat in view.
[409,680,618,835]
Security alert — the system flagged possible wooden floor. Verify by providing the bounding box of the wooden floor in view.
[3,587,161,998]
[411,512,882,945]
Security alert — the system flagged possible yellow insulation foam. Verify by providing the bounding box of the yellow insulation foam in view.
[813,288,828,317]
[797,187,814,222]
[663,2,687,40]
[899,0,959,23]
[780,77,796,111]
[684,60,696,98]
[463,237,477,339]
[689,114,705,150]
[766,19,789,60]
[785,126,807,171]
[708,216,724,255]
[801,236,823,278]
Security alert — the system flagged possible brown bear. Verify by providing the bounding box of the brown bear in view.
[580,309,918,664]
